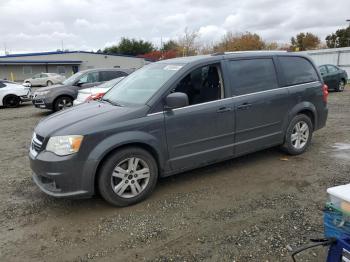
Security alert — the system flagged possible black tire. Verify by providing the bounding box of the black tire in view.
[281,114,313,155]
[335,79,346,92]
[3,95,20,108]
[47,80,53,86]
[53,96,73,111]
[98,147,158,207]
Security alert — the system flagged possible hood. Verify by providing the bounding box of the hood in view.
[34,84,64,92]
[79,87,110,95]
[6,83,29,90]
[35,101,149,138]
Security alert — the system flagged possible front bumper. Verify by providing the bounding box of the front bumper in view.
[29,150,95,198]
[32,97,52,109]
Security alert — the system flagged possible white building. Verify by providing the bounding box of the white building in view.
[0,51,148,81]
[302,47,350,76]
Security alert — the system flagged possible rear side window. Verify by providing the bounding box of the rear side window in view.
[227,58,278,95]
[100,71,128,81]
[327,65,338,73]
[279,56,319,86]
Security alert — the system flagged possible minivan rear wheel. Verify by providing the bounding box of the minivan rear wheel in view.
[98,147,158,207]
[281,114,313,155]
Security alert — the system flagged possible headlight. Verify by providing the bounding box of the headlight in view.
[34,91,50,96]
[46,135,84,156]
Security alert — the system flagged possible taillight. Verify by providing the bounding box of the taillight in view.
[86,92,105,102]
[322,84,328,103]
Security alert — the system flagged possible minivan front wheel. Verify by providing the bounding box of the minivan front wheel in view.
[98,147,158,206]
[282,114,313,155]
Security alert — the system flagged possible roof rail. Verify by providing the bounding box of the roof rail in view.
[211,50,287,56]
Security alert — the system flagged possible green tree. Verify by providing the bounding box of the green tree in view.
[326,27,350,48]
[290,32,320,51]
[103,37,154,56]
[162,40,179,52]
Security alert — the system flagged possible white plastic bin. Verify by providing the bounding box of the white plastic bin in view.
[327,184,350,213]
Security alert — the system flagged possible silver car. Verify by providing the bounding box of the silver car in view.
[24,73,66,87]
[73,77,124,106]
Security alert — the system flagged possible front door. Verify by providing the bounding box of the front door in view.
[164,64,235,171]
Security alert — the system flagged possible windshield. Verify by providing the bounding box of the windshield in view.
[62,71,85,85]
[97,77,124,89]
[103,63,183,105]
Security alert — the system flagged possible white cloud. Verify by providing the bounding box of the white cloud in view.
[0,0,349,54]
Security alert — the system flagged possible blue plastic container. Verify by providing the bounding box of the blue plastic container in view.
[324,208,350,239]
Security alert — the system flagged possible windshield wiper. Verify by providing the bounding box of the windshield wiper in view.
[101,98,123,107]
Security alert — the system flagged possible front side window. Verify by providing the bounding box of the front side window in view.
[327,65,338,73]
[279,56,319,86]
[103,63,183,105]
[78,71,99,84]
[172,64,223,105]
[227,59,278,95]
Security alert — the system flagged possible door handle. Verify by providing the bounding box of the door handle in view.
[237,103,252,110]
[216,106,232,113]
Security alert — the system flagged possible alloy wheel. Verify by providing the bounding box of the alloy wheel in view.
[291,121,309,149]
[57,98,72,110]
[110,157,150,198]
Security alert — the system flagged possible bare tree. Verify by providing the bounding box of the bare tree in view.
[177,28,199,56]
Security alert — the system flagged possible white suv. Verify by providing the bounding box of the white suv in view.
[0,80,31,108]
[24,73,66,87]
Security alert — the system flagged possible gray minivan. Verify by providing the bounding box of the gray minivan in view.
[29,52,328,206]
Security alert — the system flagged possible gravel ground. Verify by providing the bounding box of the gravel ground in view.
[0,89,349,262]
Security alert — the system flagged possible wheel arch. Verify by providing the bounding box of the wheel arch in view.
[2,93,20,106]
[85,132,165,195]
[284,102,317,133]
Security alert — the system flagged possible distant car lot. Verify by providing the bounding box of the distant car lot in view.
[0,87,349,261]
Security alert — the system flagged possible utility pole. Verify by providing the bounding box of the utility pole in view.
[346,19,350,47]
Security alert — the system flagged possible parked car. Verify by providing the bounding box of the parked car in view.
[73,77,125,106]
[24,73,66,87]
[0,80,31,108]
[318,64,348,92]
[32,68,132,111]
[29,52,328,206]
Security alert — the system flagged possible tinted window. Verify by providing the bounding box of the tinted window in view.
[227,59,278,95]
[279,56,318,86]
[100,71,127,81]
[0,82,5,88]
[327,65,338,73]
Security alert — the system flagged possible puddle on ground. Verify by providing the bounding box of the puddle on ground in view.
[331,143,350,161]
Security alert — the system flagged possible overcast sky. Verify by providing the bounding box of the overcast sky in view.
[0,0,349,55]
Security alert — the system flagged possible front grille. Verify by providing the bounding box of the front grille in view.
[30,133,44,156]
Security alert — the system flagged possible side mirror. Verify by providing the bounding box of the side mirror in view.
[165,92,189,109]
[23,82,31,87]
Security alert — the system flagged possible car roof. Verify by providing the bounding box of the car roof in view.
[77,68,132,74]
[159,51,310,65]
